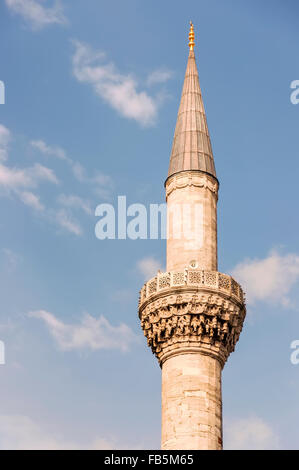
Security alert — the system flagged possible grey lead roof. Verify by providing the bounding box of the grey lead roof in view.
[168,50,217,180]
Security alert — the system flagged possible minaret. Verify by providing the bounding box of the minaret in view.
[138,23,246,450]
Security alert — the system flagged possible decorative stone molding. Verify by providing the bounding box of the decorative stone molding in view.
[138,270,246,367]
[165,171,219,199]
[139,269,244,305]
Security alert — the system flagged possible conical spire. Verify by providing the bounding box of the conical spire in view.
[167,23,216,180]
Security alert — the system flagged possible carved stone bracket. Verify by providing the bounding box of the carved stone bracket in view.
[138,271,246,367]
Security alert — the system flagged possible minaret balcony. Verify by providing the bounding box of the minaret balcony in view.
[138,269,246,367]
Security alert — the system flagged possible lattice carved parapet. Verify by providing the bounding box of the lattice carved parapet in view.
[138,270,246,367]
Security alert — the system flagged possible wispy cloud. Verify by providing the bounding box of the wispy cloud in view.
[72,162,113,200]
[54,209,82,236]
[147,69,173,86]
[72,40,169,127]
[1,248,22,272]
[57,194,92,215]
[0,415,116,450]
[137,256,163,280]
[0,414,76,450]
[1,126,112,236]
[29,136,113,232]
[32,139,113,200]
[31,139,70,162]
[0,159,58,213]
[0,162,58,190]
[0,161,83,235]
[0,127,87,236]
[29,310,138,352]
[5,0,67,30]
[0,124,11,162]
[19,191,45,211]
[0,414,140,450]
[225,416,279,450]
[231,250,299,308]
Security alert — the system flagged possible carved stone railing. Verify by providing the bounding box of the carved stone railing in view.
[139,269,244,306]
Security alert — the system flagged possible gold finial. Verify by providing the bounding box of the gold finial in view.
[189,21,195,51]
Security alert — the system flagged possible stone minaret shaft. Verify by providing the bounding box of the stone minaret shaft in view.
[138,23,246,450]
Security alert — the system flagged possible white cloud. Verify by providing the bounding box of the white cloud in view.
[32,139,113,200]
[0,162,58,190]
[31,139,70,162]
[0,155,84,235]
[2,248,21,272]
[55,209,82,236]
[0,128,58,213]
[147,69,173,86]
[72,40,162,127]
[29,310,138,352]
[57,194,92,215]
[225,416,279,450]
[232,250,299,307]
[0,415,120,450]
[19,191,44,211]
[137,256,163,280]
[72,161,113,200]
[72,162,111,187]
[5,0,66,30]
[0,415,76,450]
[71,161,86,181]
[0,156,58,213]
[0,124,11,162]
[0,128,110,235]
[30,163,58,183]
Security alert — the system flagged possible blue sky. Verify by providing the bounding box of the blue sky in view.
[0,0,299,449]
